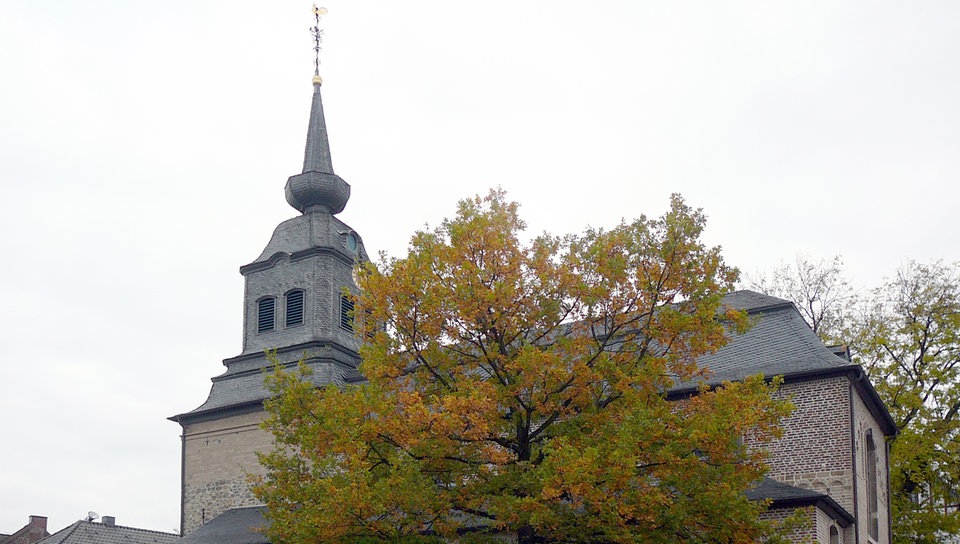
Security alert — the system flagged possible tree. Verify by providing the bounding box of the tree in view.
[855,262,960,544]
[252,191,793,544]
[752,256,960,543]
[747,254,856,342]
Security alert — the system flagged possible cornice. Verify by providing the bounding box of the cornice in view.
[239,245,358,275]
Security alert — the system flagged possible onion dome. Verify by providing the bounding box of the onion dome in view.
[284,77,351,214]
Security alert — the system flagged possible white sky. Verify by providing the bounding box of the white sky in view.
[1,0,958,535]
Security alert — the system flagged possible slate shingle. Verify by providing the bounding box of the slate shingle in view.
[691,290,853,386]
[746,478,856,527]
[178,508,268,544]
[35,521,178,544]
[176,290,854,418]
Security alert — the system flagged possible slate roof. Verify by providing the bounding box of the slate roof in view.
[247,213,368,269]
[676,291,896,433]
[746,477,830,502]
[173,357,355,420]
[178,508,268,544]
[35,521,178,544]
[692,290,854,385]
[173,290,894,432]
[747,478,855,527]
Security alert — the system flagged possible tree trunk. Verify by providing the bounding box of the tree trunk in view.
[517,524,537,544]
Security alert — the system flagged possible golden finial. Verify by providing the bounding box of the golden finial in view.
[311,5,328,83]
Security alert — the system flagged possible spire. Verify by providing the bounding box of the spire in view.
[301,78,334,174]
[284,6,350,215]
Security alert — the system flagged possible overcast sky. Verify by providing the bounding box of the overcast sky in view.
[1,0,958,535]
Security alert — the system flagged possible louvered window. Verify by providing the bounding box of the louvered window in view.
[285,289,304,327]
[339,295,355,333]
[257,297,275,333]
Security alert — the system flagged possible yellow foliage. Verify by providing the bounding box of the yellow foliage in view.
[253,190,793,544]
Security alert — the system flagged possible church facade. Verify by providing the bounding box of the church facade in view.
[170,72,896,544]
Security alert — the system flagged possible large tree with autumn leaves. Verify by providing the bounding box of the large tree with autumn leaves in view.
[252,191,793,544]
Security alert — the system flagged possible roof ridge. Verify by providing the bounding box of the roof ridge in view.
[38,520,179,544]
[742,300,794,314]
[100,524,178,536]
[779,303,853,366]
[46,521,83,544]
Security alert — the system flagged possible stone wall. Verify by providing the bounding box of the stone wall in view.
[181,410,273,535]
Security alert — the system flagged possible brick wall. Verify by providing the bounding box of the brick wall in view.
[747,373,892,544]
[1,516,49,544]
[852,388,890,544]
[815,507,846,544]
[758,505,847,544]
[755,376,855,513]
[760,506,817,543]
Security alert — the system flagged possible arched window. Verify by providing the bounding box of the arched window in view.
[866,430,880,540]
[257,297,275,333]
[285,289,304,327]
[829,526,840,544]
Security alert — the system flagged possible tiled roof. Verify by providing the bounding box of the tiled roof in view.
[35,522,177,544]
[173,357,354,420]
[247,214,368,267]
[179,508,268,544]
[720,290,792,312]
[747,478,855,527]
[174,290,860,420]
[746,477,828,502]
[690,290,854,386]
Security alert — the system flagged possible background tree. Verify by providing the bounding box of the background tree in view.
[747,254,856,342]
[857,262,960,544]
[752,257,960,543]
[253,191,793,544]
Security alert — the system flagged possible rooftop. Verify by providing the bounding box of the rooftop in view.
[35,520,177,544]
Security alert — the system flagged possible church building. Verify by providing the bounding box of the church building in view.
[170,42,896,544]
[169,71,368,535]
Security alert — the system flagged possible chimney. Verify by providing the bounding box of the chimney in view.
[101,516,115,527]
[29,516,47,531]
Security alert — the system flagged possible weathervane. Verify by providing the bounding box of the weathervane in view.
[311,4,328,81]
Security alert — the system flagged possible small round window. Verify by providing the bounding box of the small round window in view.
[346,233,358,252]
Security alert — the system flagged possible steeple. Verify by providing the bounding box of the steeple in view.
[171,7,368,535]
[284,6,350,215]
[301,77,335,174]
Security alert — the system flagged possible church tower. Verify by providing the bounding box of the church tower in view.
[170,42,367,534]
